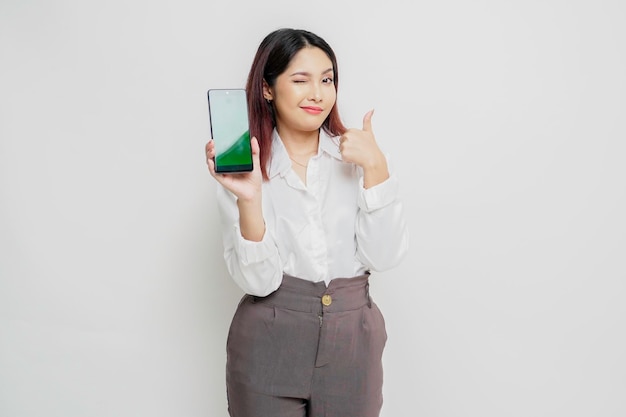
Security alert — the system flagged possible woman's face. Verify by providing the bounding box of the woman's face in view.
[264,46,336,135]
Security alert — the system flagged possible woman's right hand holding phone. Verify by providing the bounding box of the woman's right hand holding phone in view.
[205,136,262,201]
[205,136,265,242]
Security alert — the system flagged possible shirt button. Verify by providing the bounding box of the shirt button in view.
[321,294,332,306]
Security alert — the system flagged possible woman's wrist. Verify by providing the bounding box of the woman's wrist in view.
[237,195,265,242]
[362,153,389,189]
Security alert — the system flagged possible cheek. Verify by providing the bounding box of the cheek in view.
[326,94,337,113]
[326,89,337,105]
[274,100,293,118]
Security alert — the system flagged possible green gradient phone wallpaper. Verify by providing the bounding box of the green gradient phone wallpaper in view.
[208,89,253,173]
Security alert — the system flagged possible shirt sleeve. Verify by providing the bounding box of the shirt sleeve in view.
[216,185,283,296]
[354,157,410,272]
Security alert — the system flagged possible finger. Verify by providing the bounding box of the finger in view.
[206,142,215,161]
[250,136,260,162]
[362,109,374,132]
[207,154,217,176]
[250,136,260,155]
[250,136,262,172]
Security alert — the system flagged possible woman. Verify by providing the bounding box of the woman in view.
[205,28,409,417]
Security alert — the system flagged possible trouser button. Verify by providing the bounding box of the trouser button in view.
[321,294,332,306]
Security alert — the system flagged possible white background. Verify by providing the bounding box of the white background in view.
[1,1,625,416]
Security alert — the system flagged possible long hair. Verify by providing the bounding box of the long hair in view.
[246,28,347,180]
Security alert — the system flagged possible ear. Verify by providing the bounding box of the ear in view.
[262,79,274,101]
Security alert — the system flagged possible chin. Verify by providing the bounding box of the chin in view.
[295,120,325,132]
[306,123,325,132]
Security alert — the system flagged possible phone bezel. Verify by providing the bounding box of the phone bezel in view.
[207,88,253,174]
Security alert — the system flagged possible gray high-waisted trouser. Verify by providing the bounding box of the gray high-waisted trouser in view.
[226,273,387,417]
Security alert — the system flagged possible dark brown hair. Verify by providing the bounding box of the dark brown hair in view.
[245,28,347,180]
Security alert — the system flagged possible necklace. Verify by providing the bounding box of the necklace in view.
[289,156,308,168]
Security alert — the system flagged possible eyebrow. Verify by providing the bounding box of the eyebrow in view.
[289,68,334,77]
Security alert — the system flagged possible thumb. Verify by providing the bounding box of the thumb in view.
[250,136,261,163]
[250,135,260,155]
[250,136,264,173]
[362,109,374,132]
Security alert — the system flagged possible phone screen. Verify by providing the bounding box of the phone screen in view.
[207,89,253,173]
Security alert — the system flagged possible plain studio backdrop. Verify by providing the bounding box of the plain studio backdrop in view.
[1,1,625,416]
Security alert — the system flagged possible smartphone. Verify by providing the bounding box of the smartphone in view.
[207,88,253,173]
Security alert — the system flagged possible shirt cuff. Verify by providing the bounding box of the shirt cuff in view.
[358,174,400,212]
[233,225,276,266]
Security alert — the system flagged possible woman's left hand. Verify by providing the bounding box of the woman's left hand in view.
[339,109,390,188]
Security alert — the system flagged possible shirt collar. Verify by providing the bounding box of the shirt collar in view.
[267,128,342,179]
[319,129,343,161]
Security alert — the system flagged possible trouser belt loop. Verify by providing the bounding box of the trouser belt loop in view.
[366,281,372,308]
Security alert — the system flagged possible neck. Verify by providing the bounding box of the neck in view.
[277,127,319,157]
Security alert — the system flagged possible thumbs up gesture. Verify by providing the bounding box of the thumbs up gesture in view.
[339,109,390,188]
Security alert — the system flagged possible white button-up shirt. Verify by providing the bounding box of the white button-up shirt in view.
[216,128,409,296]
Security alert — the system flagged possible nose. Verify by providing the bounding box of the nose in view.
[310,84,322,102]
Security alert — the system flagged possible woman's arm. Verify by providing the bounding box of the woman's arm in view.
[207,137,283,296]
[338,110,409,270]
[354,171,409,271]
[217,185,283,296]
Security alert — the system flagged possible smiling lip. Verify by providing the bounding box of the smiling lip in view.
[301,106,323,115]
